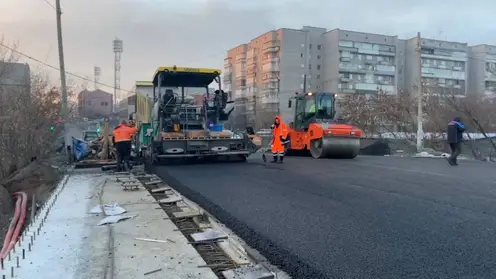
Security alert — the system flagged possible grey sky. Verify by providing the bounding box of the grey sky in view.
[1,0,495,97]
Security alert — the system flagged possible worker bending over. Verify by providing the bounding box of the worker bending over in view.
[271,115,289,163]
[113,120,137,171]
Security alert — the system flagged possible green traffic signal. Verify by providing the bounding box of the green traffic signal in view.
[50,125,55,131]
[96,128,101,133]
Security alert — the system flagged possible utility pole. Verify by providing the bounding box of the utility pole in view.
[416,32,424,152]
[55,0,70,159]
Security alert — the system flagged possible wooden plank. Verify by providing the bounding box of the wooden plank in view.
[145,180,162,186]
[158,196,182,204]
[151,186,171,193]
[172,211,202,219]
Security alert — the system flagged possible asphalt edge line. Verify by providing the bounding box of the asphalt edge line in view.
[151,166,326,279]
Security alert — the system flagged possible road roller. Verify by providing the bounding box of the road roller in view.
[286,91,363,159]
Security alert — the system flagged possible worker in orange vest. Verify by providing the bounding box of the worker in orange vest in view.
[113,120,138,171]
[271,115,289,163]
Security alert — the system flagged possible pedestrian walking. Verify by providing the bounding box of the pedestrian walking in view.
[446,117,465,166]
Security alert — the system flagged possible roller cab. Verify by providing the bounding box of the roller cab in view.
[287,92,364,159]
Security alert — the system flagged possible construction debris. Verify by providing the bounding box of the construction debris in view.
[89,203,126,216]
[98,214,136,226]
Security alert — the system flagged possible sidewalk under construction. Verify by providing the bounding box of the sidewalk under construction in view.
[0,168,280,279]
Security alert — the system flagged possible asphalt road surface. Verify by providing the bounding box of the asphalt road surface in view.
[152,156,496,279]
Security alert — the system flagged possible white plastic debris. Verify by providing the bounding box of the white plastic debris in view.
[98,214,136,226]
[90,203,126,216]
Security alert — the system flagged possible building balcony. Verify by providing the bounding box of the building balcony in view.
[485,72,496,81]
[224,57,232,67]
[223,73,232,82]
[339,63,396,76]
[262,40,280,49]
[338,83,395,94]
[259,93,279,104]
[421,67,466,80]
[263,46,280,53]
[235,55,246,63]
[421,53,467,62]
[262,63,280,73]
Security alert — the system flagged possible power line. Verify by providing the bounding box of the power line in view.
[0,41,136,95]
[1,39,493,97]
[42,0,56,10]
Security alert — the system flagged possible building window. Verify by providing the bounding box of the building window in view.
[317,45,322,50]
[309,64,312,70]
[301,53,303,58]
[309,44,312,49]
[317,75,320,80]
[317,65,321,70]
[317,55,321,60]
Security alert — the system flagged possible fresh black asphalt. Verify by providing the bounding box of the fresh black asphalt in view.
[151,156,496,279]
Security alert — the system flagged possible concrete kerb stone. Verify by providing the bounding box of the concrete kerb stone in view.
[0,174,70,278]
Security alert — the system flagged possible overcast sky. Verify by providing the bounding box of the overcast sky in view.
[1,0,495,97]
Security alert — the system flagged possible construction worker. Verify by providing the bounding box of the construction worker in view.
[446,117,465,166]
[113,120,137,171]
[271,115,289,163]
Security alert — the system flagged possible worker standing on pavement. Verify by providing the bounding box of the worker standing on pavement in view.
[271,115,289,163]
[446,117,465,166]
[113,120,137,171]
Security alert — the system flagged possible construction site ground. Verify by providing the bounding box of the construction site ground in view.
[150,154,496,279]
[1,170,221,279]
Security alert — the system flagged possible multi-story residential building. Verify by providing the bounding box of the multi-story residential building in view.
[403,37,468,96]
[322,29,400,96]
[225,26,326,128]
[468,44,496,97]
[224,45,248,128]
[225,26,496,129]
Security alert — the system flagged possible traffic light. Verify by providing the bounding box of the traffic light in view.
[50,124,55,131]
[96,127,101,133]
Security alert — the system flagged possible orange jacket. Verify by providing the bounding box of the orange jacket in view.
[113,125,137,142]
[271,115,289,145]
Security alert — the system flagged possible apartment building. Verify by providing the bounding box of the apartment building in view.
[468,44,496,97]
[224,26,494,129]
[402,36,468,96]
[224,26,326,128]
[322,29,400,95]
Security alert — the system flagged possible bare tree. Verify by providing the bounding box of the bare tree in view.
[0,39,74,180]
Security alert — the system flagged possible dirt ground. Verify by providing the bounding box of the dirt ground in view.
[0,159,62,244]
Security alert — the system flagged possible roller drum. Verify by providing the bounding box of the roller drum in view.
[309,136,360,159]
